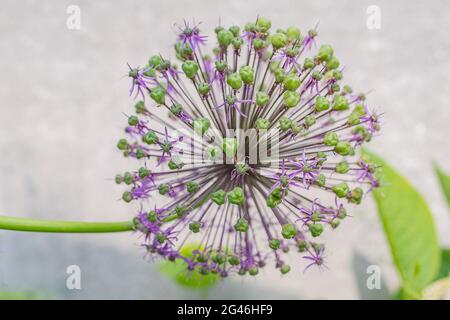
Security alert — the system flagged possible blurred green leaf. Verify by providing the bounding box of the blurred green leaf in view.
[434,162,450,209]
[0,292,44,300]
[436,249,450,280]
[157,243,219,290]
[366,151,441,298]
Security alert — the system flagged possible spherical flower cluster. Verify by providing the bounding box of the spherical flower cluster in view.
[116,18,381,277]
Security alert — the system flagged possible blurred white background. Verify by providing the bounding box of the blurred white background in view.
[1,0,450,299]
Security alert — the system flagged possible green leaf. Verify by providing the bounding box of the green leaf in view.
[157,243,219,290]
[434,162,450,209]
[436,249,450,280]
[365,151,441,297]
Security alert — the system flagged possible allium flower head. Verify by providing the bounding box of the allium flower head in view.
[116,17,381,277]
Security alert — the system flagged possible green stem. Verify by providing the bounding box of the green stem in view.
[0,216,134,233]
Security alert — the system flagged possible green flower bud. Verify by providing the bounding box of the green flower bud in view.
[182,60,199,79]
[280,264,291,274]
[274,67,286,83]
[149,86,165,104]
[217,29,234,47]
[148,55,163,68]
[332,70,343,80]
[335,160,350,174]
[347,112,361,126]
[135,148,146,159]
[135,101,146,114]
[331,219,340,229]
[123,171,133,185]
[248,266,259,276]
[189,221,201,233]
[215,60,227,72]
[323,131,339,146]
[304,115,316,127]
[255,118,270,130]
[283,91,301,108]
[348,187,364,204]
[326,56,340,70]
[281,223,297,239]
[117,138,129,150]
[115,174,123,184]
[229,25,240,36]
[269,239,281,250]
[128,115,139,126]
[338,207,347,219]
[257,17,272,32]
[142,130,159,144]
[234,217,249,232]
[193,117,211,135]
[334,141,354,156]
[138,167,150,178]
[198,82,210,96]
[353,104,366,117]
[283,74,301,91]
[226,72,243,90]
[156,232,166,244]
[228,187,245,205]
[228,255,240,266]
[222,138,238,157]
[303,58,315,69]
[333,95,349,111]
[170,103,182,116]
[252,38,265,50]
[168,155,184,170]
[256,91,270,107]
[315,96,329,112]
[158,183,171,195]
[232,37,244,50]
[206,146,220,160]
[286,26,301,41]
[211,189,226,205]
[186,181,199,193]
[266,194,281,208]
[279,116,292,131]
[147,210,158,223]
[309,223,324,237]
[316,174,326,187]
[122,191,133,203]
[239,66,254,84]
[297,239,308,252]
[332,182,350,198]
[271,32,288,50]
[317,44,334,62]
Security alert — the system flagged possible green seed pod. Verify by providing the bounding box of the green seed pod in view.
[135,148,146,159]
[271,32,288,50]
[222,138,238,157]
[198,82,210,96]
[239,66,255,84]
[193,117,211,135]
[228,255,240,266]
[348,187,364,204]
[186,181,199,193]
[215,60,227,72]
[211,189,226,205]
[279,116,293,131]
[182,60,199,79]
[257,17,272,32]
[134,100,146,114]
[170,103,182,116]
[149,86,166,105]
[335,160,350,174]
[315,96,330,112]
[326,56,340,70]
[189,221,201,233]
[217,29,234,47]
[123,171,133,185]
[274,67,286,83]
[255,118,270,130]
[286,26,301,41]
[142,130,159,145]
[304,115,316,127]
[114,174,123,184]
[226,72,243,90]
[122,191,133,203]
[232,37,244,50]
[147,210,158,223]
[333,95,349,111]
[256,91,270,107]
[252,38,265,51]
[229,25,240,37]
[315,174,326,187]
[138,167,150,178]
[168,155,184,170]
[303,58,315,69]
[280,264,291,274]
[148,55,163,68]
[309,223,324,237]
[334,141,354,156]
[234,217,249,232]
[317,44,334,62]
[128,115,139,126]
[283,91,301,108]
[117,138,129,150]
[158,183,171,195]
[332,182,350,198]
[323,131,339,146]
[283,74,301,91]
[269,239,281,250]
[281,223,297,239]
[248,266,259,276]
[206,146,220,160]
[228,187,245,205]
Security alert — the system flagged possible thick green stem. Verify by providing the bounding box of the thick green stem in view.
[0,216,134,233]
